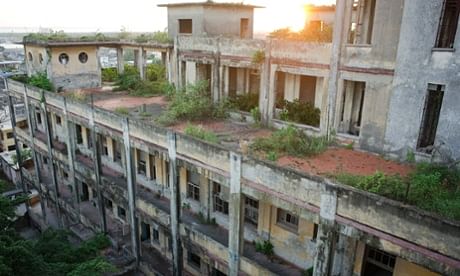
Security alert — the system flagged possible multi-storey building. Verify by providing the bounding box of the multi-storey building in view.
[6,1,460,276]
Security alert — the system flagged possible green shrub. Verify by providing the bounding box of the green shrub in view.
[278,99,320,127]
[146,63,166,82]
[229,93,259,112]
[101,67,118,82]
[251,125,329,157]
[156,81,227,126]
[115,65,140,91]
[267,151,278,161]
[67,90,87,102]
[335,163,460,220]
[255,240,274,256]
[303,267,314,276]
[252,50,265,64]
[115,107,129,116]
[250,106,261,125]
[14,73,54,91]
[184,124,219,144]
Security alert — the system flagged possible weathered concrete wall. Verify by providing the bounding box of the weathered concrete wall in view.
[167,6,204,38]
[9,80,460,275]
[24,45,50,76]
[203,6,254,38]
[385,0,460,160]
[49,46,101,90]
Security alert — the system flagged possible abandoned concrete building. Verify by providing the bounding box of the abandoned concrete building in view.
[4,0,460,276]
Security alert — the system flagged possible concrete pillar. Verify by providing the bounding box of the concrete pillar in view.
[22,85,47,222]
[212,38,221,103]
[166,50,172,83]
[63,98,80,214]
[137,47,146,80]
[122,117,140,264]
[40,90,62,228]
[168,131,182,276]
[259,38,272,125]
[117,47,124,74]
[313,189,338,276]
[266,64,278,124]
[89,97,107,233]
[5,80,28,214]
[228,152,244,276]
[326,0,347,139]
[223,66,229,98]
[331,234,357,276]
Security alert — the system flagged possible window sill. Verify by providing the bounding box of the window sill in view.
[276,222,298,234]
[432,47,455,52]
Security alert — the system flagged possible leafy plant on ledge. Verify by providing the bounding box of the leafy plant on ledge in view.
[255,239,274,256]
[252,50,265,64]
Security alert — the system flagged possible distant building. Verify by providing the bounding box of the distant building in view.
[158,1,263,39]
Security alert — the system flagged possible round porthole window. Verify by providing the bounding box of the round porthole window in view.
[59,53,69,65]
[39,53,44,64]
[78,52,88,63]
[28,52,33,62]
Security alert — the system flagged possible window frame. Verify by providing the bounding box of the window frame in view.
[276,208,299,233]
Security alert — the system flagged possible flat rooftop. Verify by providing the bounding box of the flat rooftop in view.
[158,1,264,9]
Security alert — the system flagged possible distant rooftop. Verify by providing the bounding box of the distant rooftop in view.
[157,1,264,9]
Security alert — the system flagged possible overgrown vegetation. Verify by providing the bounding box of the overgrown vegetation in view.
[278,99,320,127]
[229,93,259,112]
[184,124,219,144]
[115,107,129,116]
[254,240,274,256]
[101,67,118,82]
[11,148,32,165]
[156,81,227,126]
[270,22,333,43]
[12,73,54,91]
[134,31,172,44]
[114,64,169,97]
[335,163,460,220]
[250,107,261,125]
[252,50,265,64]
[0,180,115,275]
[197,212,217,225]
[251,125,329,158]
[67,90,87,102]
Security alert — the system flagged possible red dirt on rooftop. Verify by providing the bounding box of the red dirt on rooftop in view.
[278,147,414,177]
[94,95,167,110]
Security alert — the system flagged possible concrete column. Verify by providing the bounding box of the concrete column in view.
[228,152,244,276]
[266,64,278,124]
[259,38,272,125]
[6,80,28,214]
[117,47,124,74]
[212,38,221,103]
[22,85,47,222]
[89,97,107,233]
[223,66,229,98]
[326,0,347,139]
[63,98,80,214]
[137,47,146,80]
[168,131,182,276]
[331,233,357,276]
[122,118,140,264]
[166,50,172,83]
[40,90,62,228]
[313,189,338,276]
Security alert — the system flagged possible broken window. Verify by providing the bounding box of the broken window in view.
[165,161,170,188]
[187,170,200,201]
[78,52,88,64]
[362,246,396,276]
[76,125,83,144]
[104,197,113,211]
[436,0,460,48]
[240,18,250,38]
[7,145,15,151]
[141,221,151,242]
[312,223,319,241]
[55,115,61,125]
[81,182,89,201]
[117,206,126,221]
[6,132,13,139]
[102,137,108,156]
[348,0,376,44]
[137,150,147,176]
[179,19,193,34]
[277,208,299,232]
[213,182,229,215]
[39,53,44,64]
[58,53,69,65]
[244,196,259,226]
[339,80,366,136]
[187,252,201,270]
[36,111,42,125]
[28,52,33,62]
[152,228,159,243]
[417,84,445,153]
[149,155,156,181]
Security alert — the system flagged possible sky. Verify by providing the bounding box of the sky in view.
[0,0,335,34]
